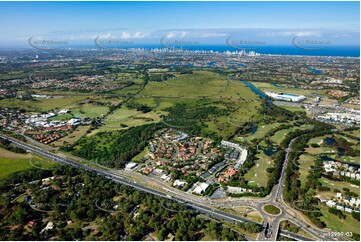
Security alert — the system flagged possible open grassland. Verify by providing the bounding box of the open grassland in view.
[49,113,73,121]
[92,106,164,134]
[244,150,273,187]
[122,111,163,127]
[96,71,264,137]
[275,104,305,112]
[204,100,262,138]
[270,124,314,145]
[131,146,149,161]
[305,147,335,156]
[335,133,360,158]
[114,83,145,96]
[304,134,360,164]
[36,91,125,105]
[221,207,263,224]
[53,125,91,146]
[142,71,259,100]
[72,103,109,119]
[0,95,89,112]
[335,133,360,146]
[0,148,32,159]
[319,177,360,195]
[0,158,33,180]
[320,207,360,234]
[250,81,328,97]
[338,155,360,164]
[344,129,360,138]
[0,148,55,180]
[236,122,288,143]
[297,154,316,188]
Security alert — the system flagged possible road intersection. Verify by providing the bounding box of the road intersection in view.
[0,134,340,241]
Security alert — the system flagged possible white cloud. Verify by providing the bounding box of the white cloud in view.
[165,31,189,38]
[261,31,322,37]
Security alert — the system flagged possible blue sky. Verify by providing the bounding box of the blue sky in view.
[0,1,359,47]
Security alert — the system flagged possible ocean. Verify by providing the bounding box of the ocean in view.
[79,44,360,57]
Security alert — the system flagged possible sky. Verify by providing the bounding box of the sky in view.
[0,1,359,47]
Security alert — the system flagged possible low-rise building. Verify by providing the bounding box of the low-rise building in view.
[326,200,336,207]
[173,180,187,187]
[125,162,138,170]
[193,183,209,194]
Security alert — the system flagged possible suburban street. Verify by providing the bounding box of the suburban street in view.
[0,134,340,241]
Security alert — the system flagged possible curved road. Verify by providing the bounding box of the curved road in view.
[0,134,340,241]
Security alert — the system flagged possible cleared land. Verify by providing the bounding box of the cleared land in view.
[221,207,263,224]
[0,148,55,180]
[93,106,164,134]
[72,103,109,119]
[250,81,328,97]
[0,95,89,112]
[53,125,91,146]
[142,71,259,100]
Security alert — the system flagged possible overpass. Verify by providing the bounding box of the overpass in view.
[0,134,260,227]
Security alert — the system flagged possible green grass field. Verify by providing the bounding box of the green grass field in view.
[0,148,55,180]
[297,154,316,188]
[49,113,73,121]
[236,122,288,143]
[244,150,273,187]
[343,129,360,138]
[319,177,360,196]
[91,105,165,134]
[93,71,264,137]
[270,124,313,145]
[276,104,305,112]
[53,125,91,146]
[304,134,360,163]
[142,71,259,100]
[203,100,262,138]
[0,158,33,180]
[0,95,89,112]
[320,207,360,234]
[263,204,281,215]
[72,103,109,119]
[338,155,360,165]
[250,81,328,97]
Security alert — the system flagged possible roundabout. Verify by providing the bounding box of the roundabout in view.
[262,204,282,216]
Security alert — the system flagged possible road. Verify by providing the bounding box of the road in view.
[0,134,256,226]
[0,134,340,241]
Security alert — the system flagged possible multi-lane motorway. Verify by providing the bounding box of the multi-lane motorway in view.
[0,134,339,241]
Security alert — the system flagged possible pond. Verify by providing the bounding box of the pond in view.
[337,148,344,157]
[246,125,258,134]
[319,155,336,161]
[324,137,336,146]
[258,140,280,156]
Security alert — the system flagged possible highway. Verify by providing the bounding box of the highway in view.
[0,134,339,241]
[0,134,257,226]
